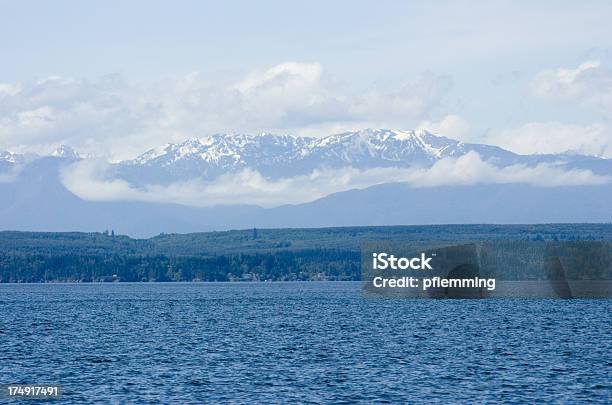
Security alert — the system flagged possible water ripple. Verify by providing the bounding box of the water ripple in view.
[0,282,610,404]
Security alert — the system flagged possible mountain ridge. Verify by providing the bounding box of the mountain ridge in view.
[53,129,612,185]
[3,128,611,189]
[1,128,611,238]
[3,128,609,170]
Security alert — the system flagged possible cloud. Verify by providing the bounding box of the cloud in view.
[234,62,323,94]
[474,61,612,158]
[350,72,453,122]
[0,75,151,158]
[407,151,609,187]
[532,60,612,113]
[0,63,452,160]
[484,121,612,158]
[416,114,471,141]
[0,83,21,98]
[0,170,20,183]
[61,152,609,208]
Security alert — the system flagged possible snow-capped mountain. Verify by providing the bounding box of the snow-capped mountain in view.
[0,150,25,174]
[3,129,611,186]
[0,150,27,166]
[1,145,79,169]
[117,133,312,183]
[51,145,81,160]
[1,129,611,236]
[115,129,524,184]
[0,150,19,163]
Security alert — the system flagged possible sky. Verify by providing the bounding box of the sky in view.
[2,0,612,160]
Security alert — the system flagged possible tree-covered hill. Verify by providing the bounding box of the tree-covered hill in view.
[1,224,611,282]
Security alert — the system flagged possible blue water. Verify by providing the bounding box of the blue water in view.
[0,282,610,404]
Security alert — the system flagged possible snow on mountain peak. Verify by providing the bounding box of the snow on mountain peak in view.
[51,145,80,160]
[0,150,19,163]
[127,129,465,167]
[392,129,416,140]
[114,128,527,185]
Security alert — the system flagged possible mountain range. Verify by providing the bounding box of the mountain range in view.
[1,129,611,237]
[113,129,612,184]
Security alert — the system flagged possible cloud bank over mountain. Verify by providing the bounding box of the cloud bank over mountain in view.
[0,63,452,160]
[60,150,609,208]
[2,58,612,162]
[2,129,611,236]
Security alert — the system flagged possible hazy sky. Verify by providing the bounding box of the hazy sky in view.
[2,0,612,159]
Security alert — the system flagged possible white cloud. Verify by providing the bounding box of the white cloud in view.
[484,121,612,158]
[61,152,609,208]
[407,151,609,187]
[475,61,612,158]
[349,72,453,124]
[0,63,453,160]
[234,62,323,94]
[532,60,612,112]
[0,83,21,98]
[416,114,471,141]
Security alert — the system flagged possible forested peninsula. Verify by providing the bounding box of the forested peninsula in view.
[1,224,610,282]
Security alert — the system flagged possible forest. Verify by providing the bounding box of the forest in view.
[1,224,611,282]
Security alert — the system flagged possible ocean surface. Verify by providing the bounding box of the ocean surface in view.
[0,282,610,404]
